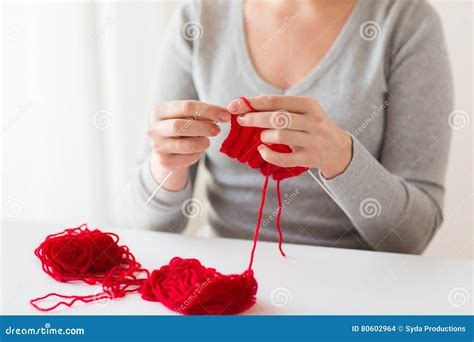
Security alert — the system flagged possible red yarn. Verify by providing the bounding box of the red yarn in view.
[31,225,258,315]
[275,180,286,257]
[248,174,270,270]
[221,96,307,257]
[140,257,257,315]
[30,224,148,311]
[31,97,306,315]
[220,96,308,181]
[140,163,268,315]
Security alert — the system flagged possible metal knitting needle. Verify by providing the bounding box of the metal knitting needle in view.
[144,170,335,207]
[144,171,173,206]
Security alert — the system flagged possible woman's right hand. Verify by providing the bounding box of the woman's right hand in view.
[147,100,231,190]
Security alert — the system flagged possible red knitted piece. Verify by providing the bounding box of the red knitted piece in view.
[220,97,308,181]
[140,257,257,315]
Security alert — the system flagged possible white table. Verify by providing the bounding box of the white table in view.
[1,219,472,315]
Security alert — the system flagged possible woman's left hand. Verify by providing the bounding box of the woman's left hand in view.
[227,95,353,179]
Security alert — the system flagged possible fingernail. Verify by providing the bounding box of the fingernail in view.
[258,145,264,152]
[218,111,231,122]
[237,115,245,124]
[212,124,221,135]
[227,99,241,113]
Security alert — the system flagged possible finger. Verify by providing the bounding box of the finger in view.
[257,144,306,168]
[153,137,210,154]
[155,100,231,122]
[148,119,220,138]
[228,96,317,114]
[155,153,201,170]
[236,111,309,131]
[260,130,310,147]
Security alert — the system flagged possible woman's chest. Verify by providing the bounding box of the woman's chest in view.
[243,4,356,90]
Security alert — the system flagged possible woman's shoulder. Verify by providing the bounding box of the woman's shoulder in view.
[367,0,442,32]
[179,0,234,21]
[367,0,439,18]
[363,0,445,56]
[175,0,236,53]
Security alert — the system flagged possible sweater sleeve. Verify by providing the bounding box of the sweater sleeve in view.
[126,0,201,232]
[319,3,453,254]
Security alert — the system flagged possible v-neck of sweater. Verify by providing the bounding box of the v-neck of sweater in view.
[233,0,366,95]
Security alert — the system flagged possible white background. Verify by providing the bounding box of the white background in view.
[2,0,472,259]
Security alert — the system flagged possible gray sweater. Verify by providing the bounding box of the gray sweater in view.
[128,0,453,254]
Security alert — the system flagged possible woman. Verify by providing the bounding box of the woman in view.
[129,0,452,254]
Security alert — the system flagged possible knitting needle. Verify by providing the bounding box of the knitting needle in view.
[144,171,173,206]
[145,170,336,207]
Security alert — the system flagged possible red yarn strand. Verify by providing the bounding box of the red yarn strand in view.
[248,174,270,271]
[240,96,256,111]
[275,180,286,257]
[30,292,110,312]
[240,97,286,257]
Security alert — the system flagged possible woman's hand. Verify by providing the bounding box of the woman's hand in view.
[227,96,352,179]
[147,100,230,190]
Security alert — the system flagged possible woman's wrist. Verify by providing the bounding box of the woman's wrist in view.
[150,153,189,191]
[320,132,353,180]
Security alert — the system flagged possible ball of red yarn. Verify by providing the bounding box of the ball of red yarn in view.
[31,224,146,311]
[141,257,258,315]
[34,224,140,284]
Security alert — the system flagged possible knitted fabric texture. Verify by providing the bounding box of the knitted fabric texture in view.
[220,96,308,181]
